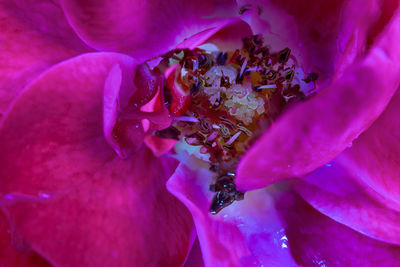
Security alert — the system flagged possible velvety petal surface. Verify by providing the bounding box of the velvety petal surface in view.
[0,0,91,116]
[338,83,400,207]
[0,53,194,266]
[237,5,400,190]
[0,210,51,267]
[60,0,238,61]
[277,190,400,266]
[167,159,298,267]
[293,160,400,245]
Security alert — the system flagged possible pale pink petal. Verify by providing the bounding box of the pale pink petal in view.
[0,53,194,266]
[60,0,238,60]
[237,6,400,191]
[167,161,298,266]
[293,160,400,245]
[0,0,91,116]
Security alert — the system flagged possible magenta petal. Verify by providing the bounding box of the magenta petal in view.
[0,1,91,115]
[0,53,194,266]
[278,191,400,266]
[60,0,237,60]
[0,210,51,267]
[237,7,400,191]
[293,160,400,245]
[339,84,400,206]
[167,162,297,266]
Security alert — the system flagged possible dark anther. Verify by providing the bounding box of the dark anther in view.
[210,191,235,214]
[190,80,201,96]
[183,58,193,70]
[154,126,181,140]
[278,48,291,63]
[253,34,263,46]
[163,85,173,106]
[220,75,230,87]
[236,72,244,84]
[285,70,295,82]
[266,70,277,80]
[252,85,262,92]
[216,52,228,65]
[303,72,319,83]
[209,174,244,214]
[185,133,204,145]
[211,97,223,109]
[198,54,209,67]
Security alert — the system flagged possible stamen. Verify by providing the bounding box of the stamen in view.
[152,35,318,214]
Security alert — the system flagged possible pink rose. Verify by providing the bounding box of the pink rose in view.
[1,0,400,266]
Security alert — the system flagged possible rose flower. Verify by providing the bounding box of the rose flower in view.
[1,0,400,266]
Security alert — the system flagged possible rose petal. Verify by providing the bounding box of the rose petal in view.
[337,83,400,207]
[60,0,238,61]
[184,238,204,267]
[238,0,398,85]
[0,0,91,116]
[0,210,51,267]
[293,160,400,245]
[0,53,194,266]
[277,190,400,266]
[167,160,298,266]
[103,60,172,159]
[237,6,400,191]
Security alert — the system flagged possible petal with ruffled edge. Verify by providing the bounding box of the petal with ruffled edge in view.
[292,159,400,245]
[167,159,298,266]
[60,0,238,61]
[0,0,91,116]
[277,190,400,266]
[0,53,194,266]
[237,5,400,191]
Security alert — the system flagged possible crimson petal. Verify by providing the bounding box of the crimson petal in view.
[0,0,91,116]
[0,53,194,266]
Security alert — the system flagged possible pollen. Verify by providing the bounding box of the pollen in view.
[153,35,317,214]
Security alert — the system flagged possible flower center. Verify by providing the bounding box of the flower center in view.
[153,35,317,214]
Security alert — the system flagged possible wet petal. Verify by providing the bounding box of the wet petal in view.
[237,6,400,190]
[277,190,400,266]
[60,0,238,60]
[293,160,400,245]
[0,0,91,115]
[0,53,194,266]
[167,160,298,266]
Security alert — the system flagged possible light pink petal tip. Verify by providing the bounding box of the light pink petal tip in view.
[293,159,400,245]
[0,53,194,266]
[237,4,400,191]
[0,0,91,116]
[60,0,238,60]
